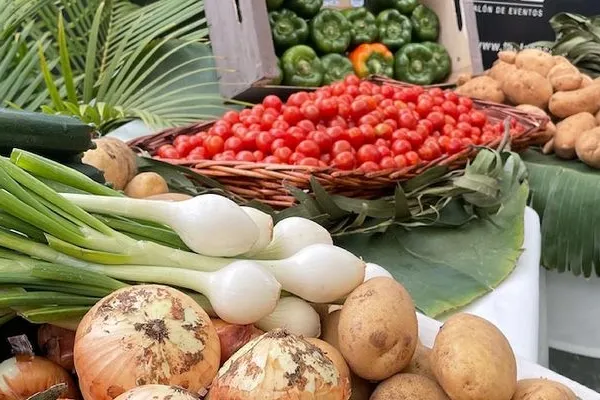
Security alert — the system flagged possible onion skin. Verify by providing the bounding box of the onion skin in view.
[74,285,220,400]
[210,319,263,365]
[37,325,75,372]
[0,356,78,400]
[113,385,202,400]
[208,329,350,400]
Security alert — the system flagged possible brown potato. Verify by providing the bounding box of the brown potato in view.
[455,76,505,103]
[371,374,449,400]
[403,340,435,380]
[580,74,594,88]
[511,379,577,400]
[547,63,583,92]
[555,112,597,159]
[502,69,553,109]
[124,172,169,199]
[576,127,600,169]
[338,277,418,381]
[515,49,556,77]
[455,73,472,87]
[553,56,571,66]
[498,50,517,64]
[432,313,517,400]
[515,104,555,143]
[488,61,518,84]
[597,109,600,125]
[82,137,138,190]
[549,85,600,118]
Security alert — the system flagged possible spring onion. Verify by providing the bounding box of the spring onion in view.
[241,207,273,256]
[247,217,334,259]
[364,262,394,281]
[255,296,321,337]
[60,193,260,257]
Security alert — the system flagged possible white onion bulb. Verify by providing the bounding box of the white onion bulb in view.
[114,385,202,400]
[208,329,350,400]
[255,297,321,337]
[364,262,393,281]
[74,285,220,400]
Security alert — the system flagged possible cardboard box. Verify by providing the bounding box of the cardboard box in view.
[205,0,484,101]
[466,0,600,69]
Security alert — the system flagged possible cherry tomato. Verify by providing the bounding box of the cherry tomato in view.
[416,97,434,117]
[296,140,321,158]
[406,131,424,148]
[298,157,320,167]
[223,110,240,125]
[331,140,353,157]
[329,116,348,129]
[318,98,338,119]
[243,115,260,126]
[187,147,207,160]
[312,131,333,152]
[446,138,463,154]
[457,122,473,133]
[263,155,282,164]
[320,153,332,165]
[203,136,224,157]
[189,134,203,148]
[272,119,289,131]
[283,106,302,125]
[359,161,380,173]
[380,156,397,170]
[173,135,191,147]
[392,139,412,155]
[456,105,470,115]
[357,144,381,164]
[214,151,235,161]
[359,114,379,127]
[252,104,265,115]
[458,96,474,109]
[449,129,465,139]
[425,111,444,131]
[470,110,487,127]
[242,131,259,150]
[480,133,497,144]
[345,84,359,97]
[332,151,355,170]
[442,101,459,119]
[405,151,421,166]
[344,74,360,86]
[399,111,418,130]
[253,150,265,161]
[392,129,409,141]
[301,102,320,122]
[350,99,369,120]
[235,151,256,162]
[224,136,243,152]
[157,145,179,159]
[380,85,395,98]
[175,141,194,157]
[297,119,316,133]
[374,123,393,140]
[274,146,293,162]
[287,92,310,107]
[263,95,283,111]
[260,113,276,130]
[289,152,306,164]
[444,91,459,103]
[359,124,376,144]
[377,146,392,158]
[330,82,346,96]
[394,154,408,168]
[256,131,274,153]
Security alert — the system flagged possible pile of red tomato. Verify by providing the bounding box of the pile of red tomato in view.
[156,75,526,172]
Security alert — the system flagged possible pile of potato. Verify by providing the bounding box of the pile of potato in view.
[456,48,600,169]
[318,277,577,400]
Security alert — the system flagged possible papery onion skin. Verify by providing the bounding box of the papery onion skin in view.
[113,385,201,400]
[0,356,79,400]
[208,329,350,400]
[38,325,76,372]
[210,319,263,365]
[74,285,220,400]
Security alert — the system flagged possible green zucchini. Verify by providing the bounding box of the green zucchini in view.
[0,108,94,157]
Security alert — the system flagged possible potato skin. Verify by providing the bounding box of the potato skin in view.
[488,61,518,84]
[125,172,169,199]
[338,277,418,381]
[575,127,600,169]
[455,76,505,104]
[554,112,597,159]
[371,374,449,400]
[547,63,582,92]
[597,110,600,125]
[581,74,594,88]
[432,313,517,400]
[511,379,577,400]
[404,341,435,380]
[549,85,600,118]
[515,49,556,77]
[502,69,553,109]
[498,51,517,64]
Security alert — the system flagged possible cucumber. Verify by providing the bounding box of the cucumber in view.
[0,108,94,157]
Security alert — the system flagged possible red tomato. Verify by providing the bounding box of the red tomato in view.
[358,161,380,172]
[392,139,412,155]
[326,126,346,142]
[406,131,424,148]
[449,129,465,139]
[480,133,497,143]
[235,151,256,162]
[296,140,321,158]
[242,131,259,150]
[263,155,282,164]
[252,104,265,115]
[203,136,224,157]
[175,141,194,157]
[289,152,306,164]
[173,135,191,147]
[187,147,207,160]
[328,115,348,129]
[282,106,302,125]
[312,131,333,152]
[224,136,243,152]
[399,111,418,130]
[336,102,351,120]
[344,74,360,86]
[273,147,292,162]
[256,131,274,153]
[345,85,359,97]
[357,144,381,164]
[233,124,248,137]
[331,82,346,96]
[331,140,353,157]
[243,115,260,126]
[456,105,470,115]
[223,111,240,125]
[350,99,369,120]
[374,123,393,140]
[287,92,310,107]
[470,110,487,127]
[320,153,332,165]
[458,96,474,109]
[157,145,180,159]
[189,134,203,148]
[260,113,276,130]
[405,151,421,166]
[263,95,283,111]
[318,98,337,119]
[418,146,436,161]
[377,146,392,158]
[301,102,320,122]
[213,151,235,161]
[394,154,408,168]
[298,157,320,167]
[374,138,388,147]
[442,101,459,119]
[446,138,463,154]
[444,91,459,103]
[272,120,289,131]
[392,129,409,141]
[359,124,376,144]
[380,156,397,170]
[458,113,471,124]
[297,119,316,133]
[359,114,379,127]
[332,151,356,170]
[456,122,473,133]
[380,85,395,98]
[416,97,434,117]
[426,111,445,130]
[253,150,265,161]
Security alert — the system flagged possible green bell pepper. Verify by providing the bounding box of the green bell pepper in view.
[411,4,440,42]
[269,9,309,51]
[365,0,419,15]
[310,9,352,54]
[266,0,284,11]
[394,43,437,85]
[376,9,412,51]
[282,45,324,87]
[271,58,284,85]
[423,42,451,83]
[285,0,323,19]
[342,7,378,46]
[321,54,355,84]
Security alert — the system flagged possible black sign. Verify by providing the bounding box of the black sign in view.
[474,0,600,69]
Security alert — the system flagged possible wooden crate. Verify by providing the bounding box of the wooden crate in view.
[205,0,484,101]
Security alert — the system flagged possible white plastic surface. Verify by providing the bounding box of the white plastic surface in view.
[438,207,542,363]
[418,313,600,400]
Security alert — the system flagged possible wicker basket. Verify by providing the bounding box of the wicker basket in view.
[129,79,548,208]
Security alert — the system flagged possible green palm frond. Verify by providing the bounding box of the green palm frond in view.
[0,0,53,36]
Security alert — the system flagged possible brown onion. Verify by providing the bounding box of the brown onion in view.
[209,329,350,400]
[0,335,78,400]
[37,325,76,372]
[74,285,220,400]
[210,319,262,365]
[114,385,202,400]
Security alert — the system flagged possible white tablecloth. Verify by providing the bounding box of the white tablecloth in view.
[439,207,542,364]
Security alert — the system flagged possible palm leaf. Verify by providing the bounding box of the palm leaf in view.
[522,149,600,278]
